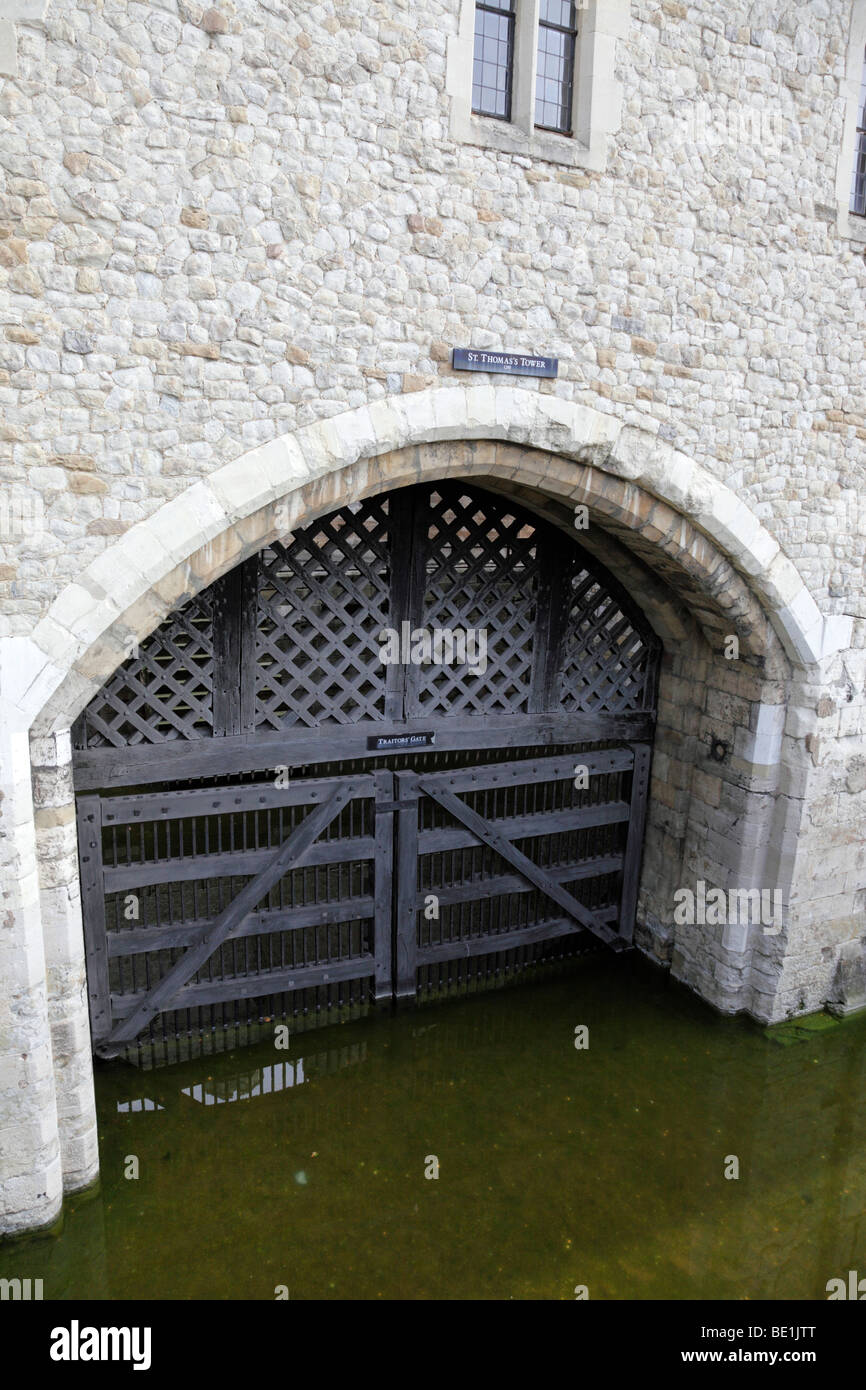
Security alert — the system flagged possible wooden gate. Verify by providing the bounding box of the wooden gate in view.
[398,746,651,1003]
[73,481,660,1062]
[77,771,394,1058]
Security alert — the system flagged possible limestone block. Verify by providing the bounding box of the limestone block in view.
[101,527,177,591]
[776,590,824,665]
[611,422,667,484]
[0,638,57,720]
[827,943,866,1017]
[822,615,854,660]
[762,553,809,611]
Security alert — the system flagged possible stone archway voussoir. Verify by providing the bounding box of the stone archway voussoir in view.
[20,384,839,741]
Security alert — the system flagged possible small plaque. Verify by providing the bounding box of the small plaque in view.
[367,732,436,751]
[452,348,558,379]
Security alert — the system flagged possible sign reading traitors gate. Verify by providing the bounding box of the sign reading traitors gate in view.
[451,348,558,378]
[367,732,436,751]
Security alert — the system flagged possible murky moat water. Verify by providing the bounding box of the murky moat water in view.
[3,954,866,1300]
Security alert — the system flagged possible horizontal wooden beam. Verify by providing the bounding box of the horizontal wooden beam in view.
[416,908,619,965]
[414,746,634,794]
[107,896,376,957]
[107,954,376,1024]
[417,854,623,909]
[73,712,655,791]
[417,801,629,856]
[100,774,377,827]
[101,801,628,893]
[102,835,378,892]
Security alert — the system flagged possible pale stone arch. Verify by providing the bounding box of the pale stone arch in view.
[0,383,849,1237]
[12,385,846,740]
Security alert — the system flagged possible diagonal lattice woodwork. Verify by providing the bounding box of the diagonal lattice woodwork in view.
[73,481,660,752]
[411,485,541,717]
[73,483,660,1061]
[75,589,215,748]
[254,498,392,729]
[558,568,657,714]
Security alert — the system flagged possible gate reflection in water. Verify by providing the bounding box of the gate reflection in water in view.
[4,953,866,1301]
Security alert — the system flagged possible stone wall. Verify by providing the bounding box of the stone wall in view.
[1,0,865,1235]
[0,0,864,623]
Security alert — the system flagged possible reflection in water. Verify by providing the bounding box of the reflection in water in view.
[116,1040,368,1112]
[180,1060,307,1106]
[3,954,866,1300]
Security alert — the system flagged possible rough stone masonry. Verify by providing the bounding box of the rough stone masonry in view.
[0,0,864,1234]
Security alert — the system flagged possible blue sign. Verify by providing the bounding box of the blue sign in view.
[452,348,558,379]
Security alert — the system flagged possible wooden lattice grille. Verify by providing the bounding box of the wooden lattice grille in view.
[76,589,215,748]
[411,485,540,717]
[254,499,392,730]
[73,482,660,753]
[558,569,657,715]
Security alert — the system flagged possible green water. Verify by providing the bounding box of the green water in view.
[3,954,866,1300]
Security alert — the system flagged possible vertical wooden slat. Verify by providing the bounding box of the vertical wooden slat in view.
[394,769,419,1005]
[397,484,430,720]
[373,770,395,1006]
[618,742,653,942]
[383,488,415,722]
[238,556,259,735]
[211,559,258,738]
[529,526,573,713]
[76,796,112,1046]
[211,569,241,738]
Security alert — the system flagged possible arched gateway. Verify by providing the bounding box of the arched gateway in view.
[3,387,849,1236]
[72,479,660,1062]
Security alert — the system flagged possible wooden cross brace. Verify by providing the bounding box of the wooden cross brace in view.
[101,784,351,1054]
[417,780,627,952]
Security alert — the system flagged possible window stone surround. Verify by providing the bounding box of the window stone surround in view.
[836,0,866,245]
[0,1,50,78]
[446,0,629,170]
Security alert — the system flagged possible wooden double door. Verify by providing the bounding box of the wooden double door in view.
[73,480,660,1061]
[78,740,650,1059]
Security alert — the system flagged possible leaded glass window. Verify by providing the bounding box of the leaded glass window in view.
[472,0,516,120]
[851,46,866,216]
[535,0,578,134]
